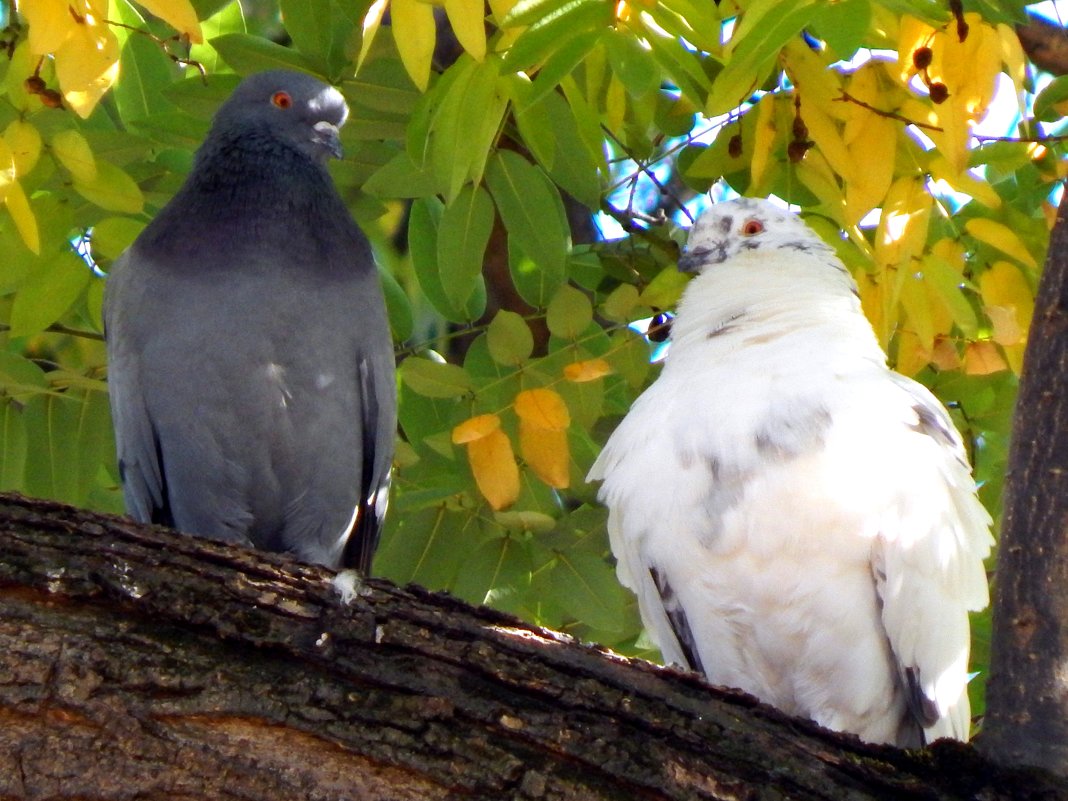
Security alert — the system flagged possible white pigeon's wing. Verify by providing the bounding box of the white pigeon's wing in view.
[104,251,167,524]
[588,386,706,671]
[867,374,993,742]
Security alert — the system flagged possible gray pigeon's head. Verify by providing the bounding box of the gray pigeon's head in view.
[678,197,831,274]
[209,70,349,163]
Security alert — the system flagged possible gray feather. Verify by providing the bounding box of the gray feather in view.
[105,70,396,570]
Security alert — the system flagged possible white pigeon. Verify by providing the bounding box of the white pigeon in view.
[587,197,993,747]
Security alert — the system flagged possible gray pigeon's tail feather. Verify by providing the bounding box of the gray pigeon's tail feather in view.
[341,362,388,573]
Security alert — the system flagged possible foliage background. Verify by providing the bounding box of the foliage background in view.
[0,0,1060,724]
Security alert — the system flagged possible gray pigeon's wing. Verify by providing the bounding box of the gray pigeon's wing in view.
[341,346,396,573]
[104,251,167,524]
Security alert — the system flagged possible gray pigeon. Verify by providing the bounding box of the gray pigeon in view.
[104,70,396,571]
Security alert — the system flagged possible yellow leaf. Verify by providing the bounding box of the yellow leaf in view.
[514,388,570,431]
[896,16,933,84]
[966,218,1038,270]
[802,95,852,186]
[133,0,204,43]
[783,39,842,111]
[0,138,14,203]
[357,0,389,72]
[964,341,1008,376]
[445,0,486,62]
[4,120,42,177]
[19,0,75,54]
[928,155,1001,210]
[874,177,931,269]
[842,64,895,225]
[452,413,502,444]
[4,179,40,254]
[985,305,1022,347]
[980,259,1033,318]
[72,160,145,214]
[467,429,520,510]
[893,329,927,378]
[748,93,778,191]
[391,0,436,91]
[54,14,121,118]
[563,358,612,383]
[519,423,570,489]
[998,23,1027,93]
[605,75,626,133]
[980,259,1033,373]
[52,129,98,182]
[930,335,961,372]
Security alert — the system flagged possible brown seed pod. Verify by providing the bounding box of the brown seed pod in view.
[791,115,808,142]
[928,82,949,104]
[912,47,933,70]
[787,140,811,163]
[39,88,64,108]
[728,133,743,158]
[24,75,46,95]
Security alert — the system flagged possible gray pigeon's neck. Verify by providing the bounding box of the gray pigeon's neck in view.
[139,129,353,264]
[185,130,335,217]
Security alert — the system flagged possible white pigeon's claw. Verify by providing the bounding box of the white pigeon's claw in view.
[588,196,993,748]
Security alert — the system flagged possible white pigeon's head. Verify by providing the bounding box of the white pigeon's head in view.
[678,198,833,274]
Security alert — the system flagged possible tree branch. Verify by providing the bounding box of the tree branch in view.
[0,492,1065,800]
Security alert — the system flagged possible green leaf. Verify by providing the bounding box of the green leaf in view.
[281,0,355,77]
[92,217,146,261]
[549,548,628,633]
[450,534,533,615]
[1034,75,1068,122]
[604,28,660,97]
[546,284,592,340]
[362,149,439,198]
[706,0,820,116]
[534,91,601,208]
[438,184,495,309]
[0,398,27,491]
[190,0,247,75]
[409,197,486,322]
[378,262,414,342]
[525,28,604,108]
[72,160,145,214]
[22,390,112,507]
[809,0,871,60]
[924,254,980,338]
[487,310,534,366]
[211,32,320,75]
[400,356,475,398]
[639,266,690,310]
[162,74,243,119]
[111,0,180,122]
[486,150,569,280]
[429,57,505,201]
[500,0,611,72]
[375,505,468,588]
[9,250,93,338]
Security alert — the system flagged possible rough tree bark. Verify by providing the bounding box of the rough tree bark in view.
[0,493,1065,800]
[980,188,1068,776]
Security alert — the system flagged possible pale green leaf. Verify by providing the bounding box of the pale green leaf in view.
[438,184,495,309]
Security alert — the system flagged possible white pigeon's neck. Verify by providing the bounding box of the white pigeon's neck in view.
[667,252,885,367]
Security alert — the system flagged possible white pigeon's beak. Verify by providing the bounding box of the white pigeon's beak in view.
[678,244,727,273]
[312,120,343,160]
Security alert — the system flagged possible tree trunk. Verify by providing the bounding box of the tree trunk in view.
[0,492,1064,800]
[980,191,1068,775]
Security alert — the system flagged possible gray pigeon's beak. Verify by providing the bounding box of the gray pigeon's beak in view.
[313,120,344,160]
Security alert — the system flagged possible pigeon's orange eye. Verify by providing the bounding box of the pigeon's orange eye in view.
[742,219,764,235]
[271,91,293,109]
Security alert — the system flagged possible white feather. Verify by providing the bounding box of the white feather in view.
[588,198,992,746]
